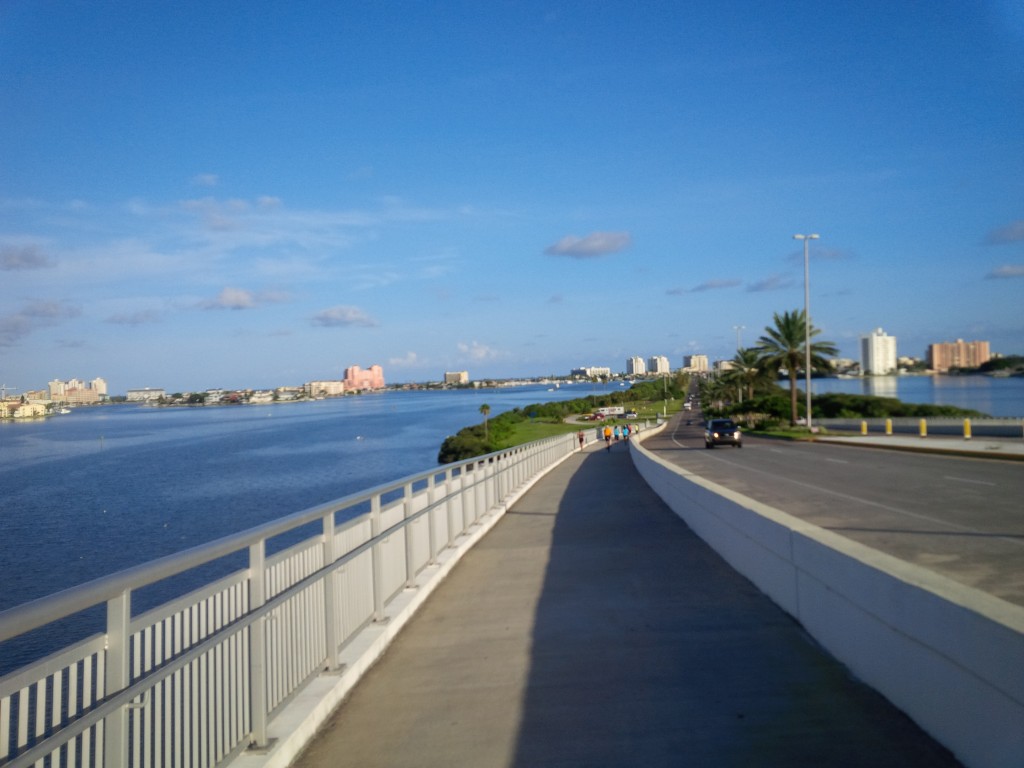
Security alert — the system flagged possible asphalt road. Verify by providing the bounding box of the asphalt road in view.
[642,415,1024,607]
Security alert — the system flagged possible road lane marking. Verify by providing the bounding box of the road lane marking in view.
[671,450,1023,548]
[944,476,997,487]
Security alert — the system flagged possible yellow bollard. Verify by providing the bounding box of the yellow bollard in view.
[885,418,892,436]
[964,418,972,440]
[861,420,868,435]
[919,418,927,438]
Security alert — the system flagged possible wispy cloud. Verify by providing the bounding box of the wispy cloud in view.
[786,246,853,264]
[0,300,81,346]
[457,340,499,360]
[199,287,290,310]
[1,244,53,270]
[388,351,420,367]
[545,231,631,258]
[747,274,795,292]
[311,305,378,327]
[984,221,1024,245]
[986,264,1024,279]
[106,309,162,326]
[191,173,219,188]
[692,278,742,292]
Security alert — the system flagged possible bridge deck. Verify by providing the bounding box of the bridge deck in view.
[292,435,959,767]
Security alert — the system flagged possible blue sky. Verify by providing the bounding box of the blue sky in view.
[2,1,1021,393]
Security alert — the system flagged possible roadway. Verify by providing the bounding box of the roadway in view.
[642,416,1024,607]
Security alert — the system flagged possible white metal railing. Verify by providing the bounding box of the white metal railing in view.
[0,433,577,768]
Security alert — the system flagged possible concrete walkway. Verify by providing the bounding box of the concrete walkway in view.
[292,440,960,767]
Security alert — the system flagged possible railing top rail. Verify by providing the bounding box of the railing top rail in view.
[0,435,562,643]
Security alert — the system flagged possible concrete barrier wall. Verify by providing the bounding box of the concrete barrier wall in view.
[631,435,1024,768]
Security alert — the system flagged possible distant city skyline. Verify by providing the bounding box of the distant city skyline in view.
[2,3,1021,393]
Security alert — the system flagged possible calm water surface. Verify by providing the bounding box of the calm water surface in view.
[0,384,607,614]
[793,374,1024,418]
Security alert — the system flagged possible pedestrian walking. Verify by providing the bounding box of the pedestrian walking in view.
[577,429,585,451]
[603,424,612,451]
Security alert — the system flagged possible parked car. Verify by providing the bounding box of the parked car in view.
[704,418,742,448]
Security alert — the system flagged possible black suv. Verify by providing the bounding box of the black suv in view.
[704,418,742,448]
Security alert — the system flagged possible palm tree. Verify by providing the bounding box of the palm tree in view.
[755,309,838,425]
[479,403,491,440]
[727,347,772,402]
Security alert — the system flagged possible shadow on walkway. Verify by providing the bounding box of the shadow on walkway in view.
[293,442,959,767]
[511,444,957,766]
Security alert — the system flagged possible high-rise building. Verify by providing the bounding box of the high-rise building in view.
[444,371,469,385]
[344,364,386,391]
[682,354,709,373]
[626,357,647,375]
[647,356,671,375]
[861,328,897,375]
[927,340,991,372]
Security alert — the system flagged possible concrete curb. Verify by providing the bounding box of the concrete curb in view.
[630,433,1024,768]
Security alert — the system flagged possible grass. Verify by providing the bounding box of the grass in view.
[500,398,688,448]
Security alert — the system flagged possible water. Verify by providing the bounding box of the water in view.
[0,384,606,614]
[792,375,1024,418]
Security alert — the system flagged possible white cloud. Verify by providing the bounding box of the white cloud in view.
[545,231,631,258]
[690,279,742,293]
[0,244,53,270]
[388,351,420,367]
[986,264,1024,279]
[192,173,219,187]
[984,221,1024,245]
[747,274,795,292]
[199,287,290,310]
[457,340,499,360]
[311,305,378,327]
[0,300,81,346]
[106,309,162,326]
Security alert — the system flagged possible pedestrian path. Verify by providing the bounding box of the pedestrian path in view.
[291,440,959,768]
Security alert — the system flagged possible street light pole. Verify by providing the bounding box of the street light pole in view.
[733,325,745,351]
[793,233,819,431]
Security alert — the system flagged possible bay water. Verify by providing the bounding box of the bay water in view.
[0,384,610,615]
[797,374,1024,418]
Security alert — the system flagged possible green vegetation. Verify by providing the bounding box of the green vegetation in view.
[437,374,689,463]
[979,355,1024,375]
[754,309,838,425]
[699,308,992,430]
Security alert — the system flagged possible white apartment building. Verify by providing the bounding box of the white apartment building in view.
[647,356,671,376]
[861,328,897,375]
[444,371,469,385]
[682,354,709,373]
[570,366,612,378]
[626,357,647,375]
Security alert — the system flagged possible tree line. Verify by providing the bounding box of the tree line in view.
[437,375,690,463]
[702,308,983,425]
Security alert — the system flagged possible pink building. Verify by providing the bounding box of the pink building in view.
[344,364,385,391]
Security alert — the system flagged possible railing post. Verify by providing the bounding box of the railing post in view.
[370,494,386,623]
[427,473,439,565]
[485,458,495,512]
[104,590,131,768]
[322,512,340,670]
[446,468,457,548]
[403,482,417,589]
[248,541,269,748]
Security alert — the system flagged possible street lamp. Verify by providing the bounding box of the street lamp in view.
[793,234,819,430]
[732,325,745,351]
